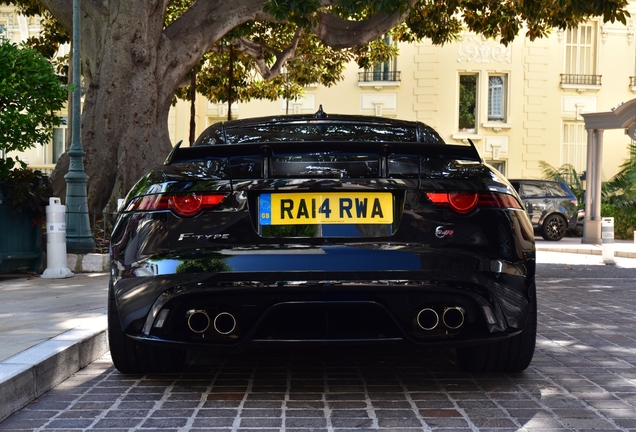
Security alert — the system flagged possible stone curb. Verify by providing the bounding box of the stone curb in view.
[0,315,108,422]
[66,253,110,273]
[536,246,636,259]
[39,253,110,274]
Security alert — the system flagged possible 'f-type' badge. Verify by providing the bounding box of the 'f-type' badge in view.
[435,226,454,238]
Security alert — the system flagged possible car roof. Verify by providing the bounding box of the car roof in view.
[213,106,418,130]
[508,179,565,184]
[193,106,443,146]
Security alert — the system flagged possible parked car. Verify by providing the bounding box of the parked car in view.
[109,108,537,374]
[574,209,585,237]
[508,179,579,241]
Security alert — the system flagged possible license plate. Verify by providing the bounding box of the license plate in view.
[259,193,393,225]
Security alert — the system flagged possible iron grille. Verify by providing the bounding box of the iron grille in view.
[358,71,401,82]
[560,74,602,86]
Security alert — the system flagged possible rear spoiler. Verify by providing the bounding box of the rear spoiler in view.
[165,140,482,165]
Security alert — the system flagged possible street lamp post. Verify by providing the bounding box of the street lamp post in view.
[580,172,587,205]
[64,0,95,253]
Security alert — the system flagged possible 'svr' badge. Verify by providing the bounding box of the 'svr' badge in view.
[435,226,454,238]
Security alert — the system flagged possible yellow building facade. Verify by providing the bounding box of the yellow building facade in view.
[4,4,636,182]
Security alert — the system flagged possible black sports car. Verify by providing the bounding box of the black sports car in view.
[109,107,536,374]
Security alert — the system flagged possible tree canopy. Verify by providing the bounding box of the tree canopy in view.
[0,0,630,212]
[0,38,67,179]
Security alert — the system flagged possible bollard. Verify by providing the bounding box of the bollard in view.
[41,197,74,278]
[601,217,616,265]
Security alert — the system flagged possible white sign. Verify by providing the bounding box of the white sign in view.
[47,223,66,233]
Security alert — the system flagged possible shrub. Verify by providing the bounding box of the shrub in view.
[0,39,67,179]
[600,204,636,240]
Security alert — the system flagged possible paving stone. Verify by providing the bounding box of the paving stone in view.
[330,417,374,428]
[238,417,282,428]
[4,278,636,431]
[91,417,144,429]
[284,417,327,428]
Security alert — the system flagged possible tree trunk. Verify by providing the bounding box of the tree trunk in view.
[52,78,172,213]
[40,0,409,213]
[189,71,196,146]
[45,0,265,213]
[49,2,174,213]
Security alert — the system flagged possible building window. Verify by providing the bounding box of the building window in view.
[0,24,6,41]
[563,23,598,85]
[487,75,506,121]
[358,36,400,83]
[487,160,506,176]
[562,121,587,173]
[458,74,478,132]
[374,61,396,81]
[52,118,67,163]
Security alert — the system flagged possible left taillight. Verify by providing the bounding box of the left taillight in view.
[425,191,522,214]
[124,193,228,217]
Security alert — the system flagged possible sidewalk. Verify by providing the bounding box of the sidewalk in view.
[535,236,636,258]
[1,239,635,422]
[0,273,109,421]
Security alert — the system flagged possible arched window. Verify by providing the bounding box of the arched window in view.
[488,76,505,121]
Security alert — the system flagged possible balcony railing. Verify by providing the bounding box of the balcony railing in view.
[358,71,401,82]
[560,74,602,86]
[630,76,636,87]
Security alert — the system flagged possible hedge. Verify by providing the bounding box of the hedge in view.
[600,204,636,240]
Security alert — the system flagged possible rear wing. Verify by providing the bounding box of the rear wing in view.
[165,140,482,165]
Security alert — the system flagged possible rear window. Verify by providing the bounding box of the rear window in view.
[271,154,379,178]
[520,182,546,197]
[194,122,445,145]
[544,183,570,197]
[519,181,570,197]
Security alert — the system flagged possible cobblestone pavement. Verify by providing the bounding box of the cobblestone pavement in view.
[2,275,636,431]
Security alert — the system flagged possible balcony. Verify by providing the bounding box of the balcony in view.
[630,76,636,92]
[358,71,401,89]
[560,74,602,92]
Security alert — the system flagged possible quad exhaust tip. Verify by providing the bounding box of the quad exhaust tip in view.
[442,307,465,330]
[214,312,237,335]
[187,310,210,333]
[416,306,465,331]
[187,310,237,335]
[416,308,439,331]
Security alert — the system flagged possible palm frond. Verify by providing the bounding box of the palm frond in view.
[539,161,583,204]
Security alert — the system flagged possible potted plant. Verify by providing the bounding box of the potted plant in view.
[0,168,53,273]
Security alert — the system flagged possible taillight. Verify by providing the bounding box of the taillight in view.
[425,192,521,214]
[125,193,228,217]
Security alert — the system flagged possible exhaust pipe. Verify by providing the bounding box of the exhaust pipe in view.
[213,312,237,335]
[442,307,465,330]
[187,310,210,333]
[416,308,439,331]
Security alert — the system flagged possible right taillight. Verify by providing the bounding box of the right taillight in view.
[425,192,522,214]
[124,192,228,217]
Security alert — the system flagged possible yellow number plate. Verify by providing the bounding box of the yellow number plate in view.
[259,193,393,225]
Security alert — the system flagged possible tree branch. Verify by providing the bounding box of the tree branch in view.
[158,0,268,101]
[39,0,102,32]
[312,1,416,49]
[231,27,303,80]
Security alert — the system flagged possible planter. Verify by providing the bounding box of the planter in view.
[0,191,43,273]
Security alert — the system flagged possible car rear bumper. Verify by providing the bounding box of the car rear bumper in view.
[111,245,535,351]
